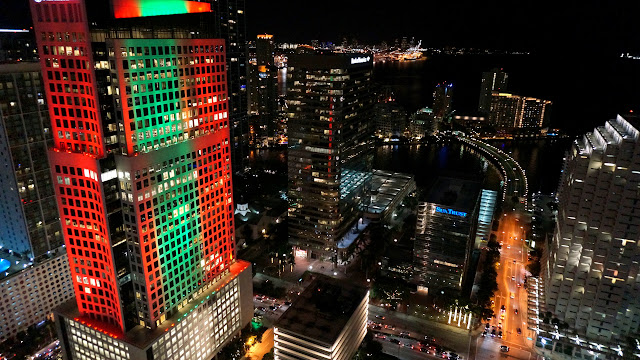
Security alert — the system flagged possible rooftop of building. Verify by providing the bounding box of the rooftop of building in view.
[275,274,368,345]
[0,61,40,73]
[54,260,251,350]
[366,170,415,215]
[421,176,482,212]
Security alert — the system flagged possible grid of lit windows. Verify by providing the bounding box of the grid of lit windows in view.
[66,319,131,360]
[109,39,228,156]
[0,255,73,342]
[31,0,104,157]
[152,278,240,360]
[29,0,123,330]
[110,38,235,329]
[117,134,235,327]
[50,153,123,328]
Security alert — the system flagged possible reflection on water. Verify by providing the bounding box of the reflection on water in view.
[373,142,501,191]
[245,138,571,196]
[487,139,572,194]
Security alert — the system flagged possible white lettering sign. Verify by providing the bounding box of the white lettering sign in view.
[350,56,370,64]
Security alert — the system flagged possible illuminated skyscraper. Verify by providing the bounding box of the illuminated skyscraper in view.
[478,68,508,114]
[29,1,252,358]
[414,177,481,292]
[489,92,551,131]
[545,115,640,348]
[287,49,374,261]
[247,34,277,145]
[0,62,74,343]
[211,0,248,171]
[432,81,453,121]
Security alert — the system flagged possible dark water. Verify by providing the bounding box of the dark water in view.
[373,55,640,136]
[372,142,502,191]
[488,139,572,194]
[246,138,571,196]
[261,55,598,195]
[371,139,572,195]
[371,55,594,193]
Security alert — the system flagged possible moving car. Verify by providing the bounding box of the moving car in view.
[500,345,510,352]
[517,328,522,334]
[510,292,515,299]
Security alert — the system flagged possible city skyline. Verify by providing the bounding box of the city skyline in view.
[4,2,640,54]
[2,1,640,360]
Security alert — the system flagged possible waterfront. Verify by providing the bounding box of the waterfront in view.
[373,54,640,135]
[246,137,571,199]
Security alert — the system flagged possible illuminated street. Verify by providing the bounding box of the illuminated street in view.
[243,328,274,360]
[474,211,534,360]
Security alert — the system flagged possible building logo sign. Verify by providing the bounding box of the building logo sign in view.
[435,206,467,217]
[350,56,371,64]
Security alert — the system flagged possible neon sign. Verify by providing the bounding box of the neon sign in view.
[435,207,467,217]
[350,56,371,64]
[112,0,211,19]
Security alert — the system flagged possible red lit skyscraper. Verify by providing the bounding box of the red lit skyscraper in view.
[30,0,125,330]
[29,1,253,358]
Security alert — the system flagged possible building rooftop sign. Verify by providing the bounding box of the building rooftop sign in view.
[435,206,467,217]
[350,56,371,64]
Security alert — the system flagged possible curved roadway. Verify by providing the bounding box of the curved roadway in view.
[453,134,528,204]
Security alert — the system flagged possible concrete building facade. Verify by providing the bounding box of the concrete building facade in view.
[546,115,640,344]
[274,275,368,360]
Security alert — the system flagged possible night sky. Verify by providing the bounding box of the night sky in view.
[4,0,639,133]
[247,1,640,54]
[4,1,639,54]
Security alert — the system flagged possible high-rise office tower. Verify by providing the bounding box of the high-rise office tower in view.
[0,62,74,342]
[489,92,522,130]
[489,93,551,130]
[546,115,640,343]
[374,97,406,138]
[432,82,453,121]
[0,62,63,264]
[478,68,508,114]
[211,0,248,171]
[409,107,436,138]
[287,49,374,261]
[29,1,253,358]
[247,34,277,145]
[414,177,480,292]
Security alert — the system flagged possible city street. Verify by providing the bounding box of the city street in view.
[473,211,534,360]
[243,328,273,360]
[369,305,471,359]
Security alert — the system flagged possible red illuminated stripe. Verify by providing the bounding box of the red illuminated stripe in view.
[30,0,124,331]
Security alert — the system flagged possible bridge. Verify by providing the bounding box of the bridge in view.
[447,132,528,204]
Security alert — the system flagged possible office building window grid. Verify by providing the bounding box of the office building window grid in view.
[152,279,240,360]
